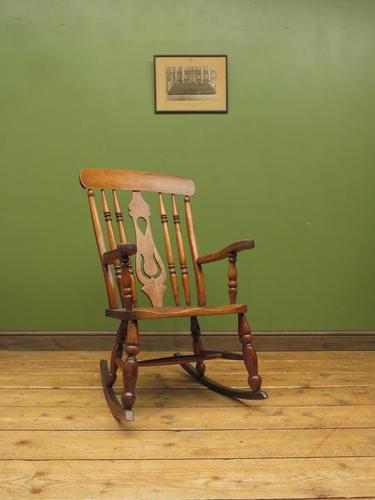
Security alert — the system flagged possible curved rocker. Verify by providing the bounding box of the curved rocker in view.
[178,357,268,400]
[100,359,134,422]
[81,168,269,423]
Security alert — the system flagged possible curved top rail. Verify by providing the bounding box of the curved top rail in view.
[80,168,195,196]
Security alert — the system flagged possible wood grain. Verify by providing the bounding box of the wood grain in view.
[184,195,206,306]
[102,244,137,265]
[113,189,137,303]
[1,458,374,499]
[1,385,375,407]
[106,304,247,320]
[228,251,238,304]
[1,369,374,388]
[80,168,195,195]
[1,405,374,431]
[159,194,180,305]
[1,350,375,372]
[87,190,118,308]
[172,194,191,305]
[1,428,374,460]
[197,239,255,265]
[2,350,375,499]
[1,331,374,351]
[128,191,167,306]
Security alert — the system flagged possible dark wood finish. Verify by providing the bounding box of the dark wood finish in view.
[102,244,136,311]
[177,314,267,401]
[106,304,247,320]
[197,240,255,306]
[80,168,266,421]
[228,252,238,304]
[197,240,254,265]
[238,313,261,392]
[191,316,206,377]
[180,362,268,400]
[119,256,133,311]
[102,244,137,266]
[100,359,127,422]
[108,321,127,387]
[121,320,140,421]
[138,352,222,368]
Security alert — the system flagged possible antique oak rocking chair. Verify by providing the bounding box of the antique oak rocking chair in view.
[80,168,267,421]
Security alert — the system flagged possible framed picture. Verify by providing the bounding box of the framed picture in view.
[154,55,228,113]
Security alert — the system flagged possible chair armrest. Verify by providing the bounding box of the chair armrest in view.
[102,243,137,265]
[197,240,254,265]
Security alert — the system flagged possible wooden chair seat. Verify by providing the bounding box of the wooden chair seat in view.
[80,167,267,422]
[106,304,247,320]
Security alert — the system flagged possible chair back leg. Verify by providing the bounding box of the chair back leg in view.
[191,316,206,377]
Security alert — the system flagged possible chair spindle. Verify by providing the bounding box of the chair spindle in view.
[172,194,191,306]
[228,252,238,304]
[101,190,117,250]
[87,189,118,309]
[101,190,124,304]
[184,196,206,306]
[159,194,180,305]
[113,190,127,243]
[113,189,137,305]
[81,168,267,424]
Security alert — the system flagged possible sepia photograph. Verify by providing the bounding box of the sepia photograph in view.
[154,55,227,112]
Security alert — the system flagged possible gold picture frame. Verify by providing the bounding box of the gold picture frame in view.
[154,55,228,113]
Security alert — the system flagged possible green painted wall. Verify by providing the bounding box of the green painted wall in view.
[1,0,374,332]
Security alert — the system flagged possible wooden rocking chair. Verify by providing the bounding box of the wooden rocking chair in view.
[80,168,267,421]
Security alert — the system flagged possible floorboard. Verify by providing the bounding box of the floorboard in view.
[0,350,374,499]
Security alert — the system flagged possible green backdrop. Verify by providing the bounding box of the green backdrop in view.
[1,0,374,332]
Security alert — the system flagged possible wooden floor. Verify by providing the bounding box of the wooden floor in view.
[0,350,374,499]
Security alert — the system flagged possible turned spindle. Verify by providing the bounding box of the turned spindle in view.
[228,251,238,304]
[159,194,180,305]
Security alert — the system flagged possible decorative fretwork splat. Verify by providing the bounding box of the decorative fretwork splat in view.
[128,191,167,306]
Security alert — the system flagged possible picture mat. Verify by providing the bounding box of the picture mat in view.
[154,56,227,112]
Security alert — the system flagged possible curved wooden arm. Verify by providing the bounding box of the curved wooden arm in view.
[197,240,254,265]
[102,243,137,265]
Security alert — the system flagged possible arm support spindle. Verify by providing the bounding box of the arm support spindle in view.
[197,240,255,305]
[102,244,137,266]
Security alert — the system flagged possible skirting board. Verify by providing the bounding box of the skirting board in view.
[0,331,374,351]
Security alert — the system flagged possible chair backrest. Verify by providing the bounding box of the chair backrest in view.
[80,168,206,309]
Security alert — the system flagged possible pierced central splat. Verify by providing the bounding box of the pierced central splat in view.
[128,191,166,306]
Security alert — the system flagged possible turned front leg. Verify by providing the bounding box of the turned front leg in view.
[238,313,261,392]
[191,316,205,377]
[122,320,140,420]
[108,321,127,387]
